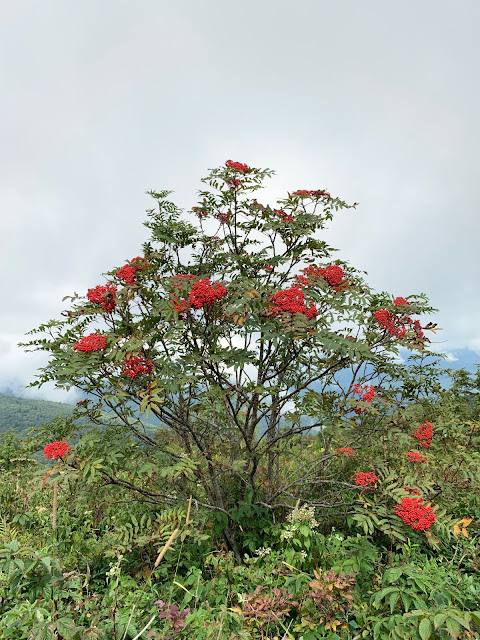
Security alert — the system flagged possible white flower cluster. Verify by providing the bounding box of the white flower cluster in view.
[106,554,124,577]
[254,546,272,557]
[287,504,319,529]
[281,524,296,540]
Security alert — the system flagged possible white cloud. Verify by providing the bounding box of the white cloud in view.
[2,0,479,400]
[0,333,80,403]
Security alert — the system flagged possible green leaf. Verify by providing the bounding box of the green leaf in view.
[446,617,461,638]
[389,590,400,613]
[419,618,432,640]
[385,567,403,584]
[56,617,78,639]
[433,613,447,629]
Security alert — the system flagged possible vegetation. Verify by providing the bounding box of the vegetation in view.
[1,160,479,638]
[0,393,75,435]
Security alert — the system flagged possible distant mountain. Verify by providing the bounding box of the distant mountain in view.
[0,392,75,435]
[0,392,159,438]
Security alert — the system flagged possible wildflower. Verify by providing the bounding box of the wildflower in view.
[73,333,106,352]
[287,505,319,528]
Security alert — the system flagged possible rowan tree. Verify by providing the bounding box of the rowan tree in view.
[23,160,440,557]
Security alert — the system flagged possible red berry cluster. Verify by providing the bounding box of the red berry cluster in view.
[351,384,376,414]
[43,441,71,459]
[130,256,149,270]
[73,333,106,352]
[192,206,209,219]
[413,422,433,448]
[87,283,117,312]
[275,208,294,223]
[296,265,326,286]
[117,264,136,285]
[270,286,318,319]
[352,471,378,486]
[189,278,227,309]
[117,256,149,286]
[291,189,330,198]
[170,295,189,315]
[171,274,195,287]
[394,297,409,306]
[335,447,354,456]
[406,451,427,463]
[394,497,436,531]
[404,486,421,496]
[324,265,344,287]
[225,159,249,173]
[374,309,423,339]
[296,265,348,291]
[217,211,230,224]
[352,384,376,402]
[121,354,153,378]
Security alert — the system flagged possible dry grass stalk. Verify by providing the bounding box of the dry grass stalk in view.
[154,526,179,568]
[185,495,192,525]
[153,495,193,568]
[52,481,58,531]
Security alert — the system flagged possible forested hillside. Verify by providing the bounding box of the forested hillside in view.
[0,392,75,435]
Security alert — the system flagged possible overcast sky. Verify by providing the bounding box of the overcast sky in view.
[1,0,479,401]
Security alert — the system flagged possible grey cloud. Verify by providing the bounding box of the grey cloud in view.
[1,0,479,399]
